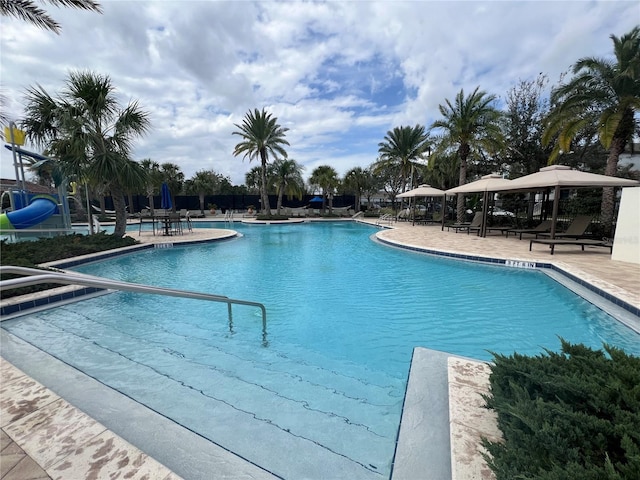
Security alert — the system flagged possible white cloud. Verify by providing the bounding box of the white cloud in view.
[1,1,637,186]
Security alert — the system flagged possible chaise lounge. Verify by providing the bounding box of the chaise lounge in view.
[506,220,552,240]
[529,238,613,255]
[536,215,592,239]
[447,212,482,234]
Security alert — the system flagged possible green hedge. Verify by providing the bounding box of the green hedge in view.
[483,340,640,480]
[1,233,138,298]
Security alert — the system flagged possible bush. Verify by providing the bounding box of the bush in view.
[256,214,289,221]
[1,233,138,298]
[483,340,640,480]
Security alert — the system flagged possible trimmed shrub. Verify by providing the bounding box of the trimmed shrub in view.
[483,339,640,480]
[1,233,138,298]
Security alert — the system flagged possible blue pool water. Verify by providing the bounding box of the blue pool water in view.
[3,222,639,479]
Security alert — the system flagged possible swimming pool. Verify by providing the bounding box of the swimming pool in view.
[2,222,639,479]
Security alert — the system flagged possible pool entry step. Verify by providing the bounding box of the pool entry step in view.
[3,298,405,479]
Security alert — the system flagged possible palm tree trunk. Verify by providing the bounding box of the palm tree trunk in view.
[127,192,134,214]
[456,153,469,223]
[260,151,271,216]
[110,184,128,237]
[600,137,625,236]
[146,190,155,214]
[277,184,283,215]
[199,193,205,214]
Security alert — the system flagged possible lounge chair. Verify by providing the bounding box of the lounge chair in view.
[529,238,612,255]
[537,215,592,239]
[447,212,482,234]
[506,220,552,240]
[484,226,512,235]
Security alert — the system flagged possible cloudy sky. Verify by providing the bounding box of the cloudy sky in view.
[1,1,637,185]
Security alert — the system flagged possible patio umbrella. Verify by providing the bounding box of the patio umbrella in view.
[498,165,640,238]
[161,182,172,211]
[309,196,323,211]
[445,174,513,236]
[397,184,446,227]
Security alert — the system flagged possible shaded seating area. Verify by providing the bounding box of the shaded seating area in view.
[529,238,613,255]
[506,220,552,240]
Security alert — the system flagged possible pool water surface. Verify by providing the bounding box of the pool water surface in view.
[2,222,639,479]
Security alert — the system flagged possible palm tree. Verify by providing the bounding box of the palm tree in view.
[160,162,184,211]
[21,70,150,237]
[424,152,460,190]
[245,166,262,194]
[309,165,339,213]
[377,125,430,193]
[343,167,375,212]
[430,87,504,222]
[543,27,640,233]
[140,159,162,214]
[185,169,222,214]
[271,158,304,215]
[233,108,290,217]
[1,0,102,34]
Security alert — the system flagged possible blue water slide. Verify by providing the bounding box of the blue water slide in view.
[1,197,58,229]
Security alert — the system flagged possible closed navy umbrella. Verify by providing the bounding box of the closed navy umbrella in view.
[161,182,172,210]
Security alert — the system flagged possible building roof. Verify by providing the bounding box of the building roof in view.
[0,178,56,194]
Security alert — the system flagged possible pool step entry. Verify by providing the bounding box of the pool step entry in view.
[2,299,405,480]
[0,266,267,337]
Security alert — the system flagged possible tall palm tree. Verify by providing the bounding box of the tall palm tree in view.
[1,0,101,34]
[21,70,150,237]
[271,158,304,215]
[430,87,504,222]
[309,165,339,213]
[377,125,430,193]
[543,26,640,233]
[233,108,290,217]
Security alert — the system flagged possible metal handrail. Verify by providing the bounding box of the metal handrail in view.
[0,266,267,344]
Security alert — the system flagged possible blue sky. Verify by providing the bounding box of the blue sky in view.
[1,1,637,186]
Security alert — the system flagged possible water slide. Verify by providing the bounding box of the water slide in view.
[0,196,58,230]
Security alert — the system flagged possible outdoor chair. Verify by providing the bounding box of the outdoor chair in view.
[537,215,592,239]
[506,220,552,240]
[169,212,183,235]
[138,212,157,236]
[447,212,482,234]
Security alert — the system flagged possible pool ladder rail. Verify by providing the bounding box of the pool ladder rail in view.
[0,266,268,344]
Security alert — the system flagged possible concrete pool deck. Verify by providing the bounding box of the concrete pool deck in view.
[1,219,639,479]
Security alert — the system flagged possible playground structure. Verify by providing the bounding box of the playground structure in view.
[1,125,74,242]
